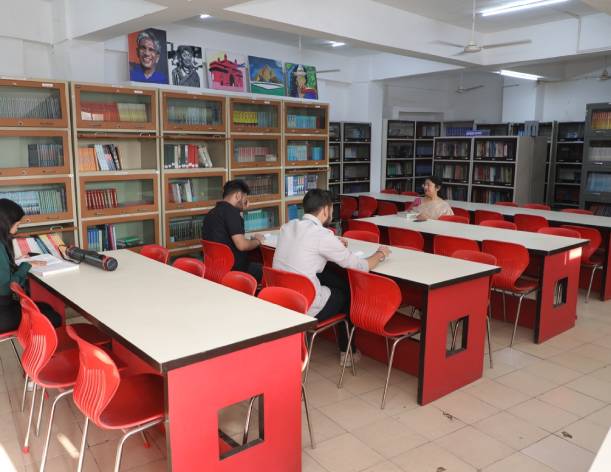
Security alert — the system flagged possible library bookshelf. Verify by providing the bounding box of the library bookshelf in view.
[581,103,611,216]
[329,122,341,218]
[0,78,78,248]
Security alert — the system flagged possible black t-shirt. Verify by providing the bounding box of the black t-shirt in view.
[202,201,247,271]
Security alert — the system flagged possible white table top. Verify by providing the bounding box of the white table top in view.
[589,427,611,472]
[357,214,588,255]
[32,250,315,372]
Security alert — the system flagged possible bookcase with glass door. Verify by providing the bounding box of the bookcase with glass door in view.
[581,104,611,216]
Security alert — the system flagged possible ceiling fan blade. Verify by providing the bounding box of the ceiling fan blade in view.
[432,40,464,48]
[482,40,532,49]
[317,69,341,74]
[462,85,484,92]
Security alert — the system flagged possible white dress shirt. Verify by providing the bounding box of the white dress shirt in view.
[273,214,369,317]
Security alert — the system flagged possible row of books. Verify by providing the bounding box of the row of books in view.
[85,189,119,210]
[591,111,611,130]
[445,127,472,137]
[285,174,319,197]
[0,94,61,120]
[286,114,321,130]
[0,188,66,215]
[386,162,411,177]
[330,167,340,180]
[343,182,370,193]
[87,224,142,251]
[415,163,433,176]
[471,188,512,204]
[475,141,515,159]
[589,146,611,161]
[419,125,439,137]
[168,179,221,204]
[344,147,369,160]
[244,208,275,232]
[556,168,581,183]
[287,204,304,221]
[233,110,277,128]
[557,145,583,162]
[590,204,611,217]
[287,143,324,161]
[388,123,414,138]
[28,144,64,168]
[554,188,579,203]
[440,186,467,201]
[344,165,370,180]
[80,102,148,122]
[167,105,220,125]
[329,146,339,160]
[169,216,204,243]
[345,126,370,140]
[473,165,514,185]
[388,143,413,158]
[242,174,276,196]
[164,144,214,169]
[435,164,468,181]
[416,143,433,157]
[12,232,65,259]
[586,172,611,192]
[234,145,277,164]
[78,144,123,171]
[435,142,470,159]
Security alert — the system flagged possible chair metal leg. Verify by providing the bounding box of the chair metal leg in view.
[242,396,256,445]
[35,387,46,436]
[510,294,526,347]
[450,321,460,350]
[585,266,600,304]
[302,384,315,449]
[384,337,390,361]
[39,389,73,472]
[382,335,411,409]
[502,292,507,321]
[20,374,29,412]
[77,417,89,472]
[303,331,319,384]
[22,384,38,453]
[114,420,163,472]
[338,326,356,388]
[140,431,150,448]
[342,320,356,377]
[486,314,493,369]
[10,338,22,371]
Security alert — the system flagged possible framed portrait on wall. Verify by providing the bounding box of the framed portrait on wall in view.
[168,43,204,87]
[128,28,169,84]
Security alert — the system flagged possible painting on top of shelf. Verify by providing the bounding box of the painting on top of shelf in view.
[285,63,318,99]
[206,50,247,92]
[128,28,169,84]
[167,43,204,88]
[248,56,285,96]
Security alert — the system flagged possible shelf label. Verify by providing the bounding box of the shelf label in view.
[134,90,143,94]
[41,83,54,88]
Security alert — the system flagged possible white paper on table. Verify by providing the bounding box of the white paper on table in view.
[263,233,278,246]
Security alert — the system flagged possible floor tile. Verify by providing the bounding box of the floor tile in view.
[482,452,555,472]
[539,386,606,417]
[302,409,346,447]
[508,399,579,432]
[305,433,384,472]
[392,442,476,472]
[493,348,539,369]
[88,435,164,471]
[547,352,606,374]
[464,378,529,409]
[522,435,594,472]
[340,370,391,396]
[588,365,611,384]
[474,411,548,450]
[358,383,419,415]
[482,360,516,379]
[570,344,611,364]
[585,405,611,429]
[557,418,609,453]
[435,426,515,469]
[319,397,389,432]
[351,417,427,458]
[495,370,558,397]
[566,375,611,402]
[361,461,403,472]
[394,404,465,440]
[306,377,354,409]
[512,342,563,359]
[431,390,499,424]
[522,360,583,384]
[302,452,328,472]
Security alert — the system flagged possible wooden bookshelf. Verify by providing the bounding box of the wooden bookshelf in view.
[81,214,160,251]
[475,123,511,136]
[284,135,328,167]
[230,168,281,203]
[284,103,328,135]
[161,91,225,133]
[165,209,208,250]
[230,135,280,168]
[243,202,282,232]
[0,78,68,128]
[0,129,70,177]
[164,171,225,211]
[284,168,328,202]
[285,201,304,222]
[230,97,281,134]
[581,104,611,216]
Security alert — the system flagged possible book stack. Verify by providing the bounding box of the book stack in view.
[27,144,63,168]
[287,143,323,161]
[415,162,432,176]
[586,172,611,192]
[592,111,611,130]
[233,110,276,128]
[416,143,433,157]
[163,144,213,169]
[386,162,410,177]
[168,178,220,204]
[168,104,219,125]
[169,216,204,243]
[441,186,468,201]
[12,232,65,259]
[242,174,276,196]
[287,204,304,221]
[435,142,470,159]
[590,146,611,162]
[85,188,119,210]
[0,187,66,215]
[475,141,515,160]
[87,224,142,251]
[243,209,274,232]
[0,93,61,120]
[285,174,319,197]
[234,144,276,164]
[473,165,514,185]
[435,164,468,182]
[80,102,148,122]
[287,114,318,129]
[78,144,123,171]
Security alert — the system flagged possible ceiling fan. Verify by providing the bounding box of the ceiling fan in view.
[538,57,610,84]
[455,71,484,93]
[434,0,532,55]
[295,35,342,74]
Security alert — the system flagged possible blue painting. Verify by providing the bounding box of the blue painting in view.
[248,56,285,96]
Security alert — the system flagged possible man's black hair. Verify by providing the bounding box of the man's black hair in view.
[223,179,251,198]
[303,189,333,214]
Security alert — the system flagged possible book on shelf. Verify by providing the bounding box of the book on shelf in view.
[416,143,433,157]
[80,102,147,122]
[418,125,438,137]
[244,208,275,232]
[343,165,369,180]
[435,142,470,158]
[556,167,581,183]
[415,162,432,176]
[473,165,514,185]
[22,253,78,277]
[242,174,276,196]
[234,144,276,164]
[590,204,611,217]
[87,224,142,251]
[344,146,369,160]
[471,188,512,204]
[591,111,611,130]
[85,189,119,210]
[164,143,213,169]
[435,164,468,182]
[285,174,319,196]
[287,142,323,161]
[27,144,63,168]
[387,162,411,177]
[589,146,611,162]
[78,144,123,171]
[168,104,219,125]
[169,216,204,243]
[0,93,61,120]
[287,114,320,129]
[0,187,67,215]
[441,186,468,201]
[233,110,275,128]
[287,203,304,221]
[586,172,611,193]
[445,127,473,137]
[13,232,66,259]
[168,178,220,204]
[475,141,515,160]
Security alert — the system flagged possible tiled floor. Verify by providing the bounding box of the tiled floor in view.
[0,292,610,471]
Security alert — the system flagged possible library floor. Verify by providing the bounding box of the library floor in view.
[1,294,610,472]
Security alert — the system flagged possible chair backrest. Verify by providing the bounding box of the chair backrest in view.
[339,196,357,220]
[66,325,120,428]
[381,188,398,194]
[262,267,316,309]
[452,250,497,291]
[343,230,379,243]
[433,235,479,257]
[221,271,257,296]
[439,215,469,224]
[538,227,581,238]
[479,219,517,230]
[561,208,593,215]
[347,269,402,337]
[496,201,518,207]
[522,203,551,210]
[140,244,170,264]
[388,227,424,251]
[451,207,471,222]
[474,210,503,225]
[357,196,377,218]
[347,220,380,236]
[562,225,602,263]
[21,300,59,382]
[260,244,275,268]
[10,282,37,347]
[514,214,548,232]
[201,240,235,283]
[481,240,530,291]
[172,257,205,277]
[377,201,398,216]
[401,191,419,196]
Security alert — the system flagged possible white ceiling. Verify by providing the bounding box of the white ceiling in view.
[375,0,599,32]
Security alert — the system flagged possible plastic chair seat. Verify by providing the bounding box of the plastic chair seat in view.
[383,314,421,337]
[99,374,164,429]
[315,313,346,330]
[68,324,111,346]
[513,277,538,293]
[36,348,80,388]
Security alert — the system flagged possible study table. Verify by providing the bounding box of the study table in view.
[262,233,499,405]
[28,249,316,472]
[344,191,611,301]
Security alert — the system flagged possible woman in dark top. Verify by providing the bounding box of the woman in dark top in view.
[0,199,61,333]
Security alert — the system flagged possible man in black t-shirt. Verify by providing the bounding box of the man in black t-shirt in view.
[202,180,264,282]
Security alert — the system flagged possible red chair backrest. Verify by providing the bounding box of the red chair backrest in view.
[388,227,424,251]
[11,282,37,348]
[562,225,602,263]
[343,230,379,243]
[347,269,402,337]
[561,208,593,215]
[434,235,479,257]
[439,215,469,224]
[260,245,275,268]
[496,201,518,207]
[201,240,235,283]
[66,325,120,428]
[340,196,357,220]
[140,244,169,264]
[452,250,497,291]
[474,210,504,225]
[514,214,548,232]
[538,227,581,238]
[401,191,419,196]
[479,220,517,230]
[172,258,205,277]
[451,207,471,222]
[262,267,316,310]
[21,301,58,383]
[482,240,530,291]
[357,196,377,218]
[221,271,257,296]
[347,220,380,236]
[381,188,398,194]
[377,201,398,216]
[523,203,551,210]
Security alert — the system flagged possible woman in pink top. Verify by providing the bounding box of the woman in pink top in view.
[414,176,454,221]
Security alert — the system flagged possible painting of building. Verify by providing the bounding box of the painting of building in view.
[206,50,247,92]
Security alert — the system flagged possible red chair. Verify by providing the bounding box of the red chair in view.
[66,325,165,472]
[538,227,581,238]
[514,214,548,232]
[340,270,420,408]
[451,207,471,222]
[523,203,551,210]
[340,196,358,222]
[482,240,538,346]
[388,227,424,251]
[561,208,593,215]
[221,271,257,296]
[433,235,479,257]
[260,244,275,267]
[439,215,469,224]
[474,210,504,225]
[377,201,398,216]
[140,244,169,264]
[347,219,380,237]
[452,250,497,367]
[401,191,419,196]
[172,257,205,277]
[563,225,604,303]
[496,201,518,207]
[343,230,379,243]
[202,240,234,283]
[357,196,377,218]
[381,188,398,194]
[480,220,517,230]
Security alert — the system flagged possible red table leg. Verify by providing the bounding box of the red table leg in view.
[166,334,303,471]
[600,231,611,301]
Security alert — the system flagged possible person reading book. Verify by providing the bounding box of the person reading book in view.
[273,189,390,365]
[202,180,264,282]
[0,199,61,333]
[413,176,454,221]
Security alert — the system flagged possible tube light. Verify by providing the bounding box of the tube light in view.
[481,0,568,17]
[328,41,346,47]
[498,69,542,81]
[199,14,211,19]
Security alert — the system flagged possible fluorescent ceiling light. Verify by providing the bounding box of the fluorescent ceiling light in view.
[481,0,568,17]
[199,14,211,19]
[328,41,346,47]
[498,69,541,81]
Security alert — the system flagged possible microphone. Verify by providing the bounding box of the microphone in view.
[65,246,118,271]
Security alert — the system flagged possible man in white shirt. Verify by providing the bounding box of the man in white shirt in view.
[273,189,390,361]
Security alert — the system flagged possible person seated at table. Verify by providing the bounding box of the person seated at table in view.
[273,189,390,364]
[0,199,61,333]
[413,176,454,221]
[203,180,264,282]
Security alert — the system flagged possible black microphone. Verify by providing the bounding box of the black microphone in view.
[65,246,118,271]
